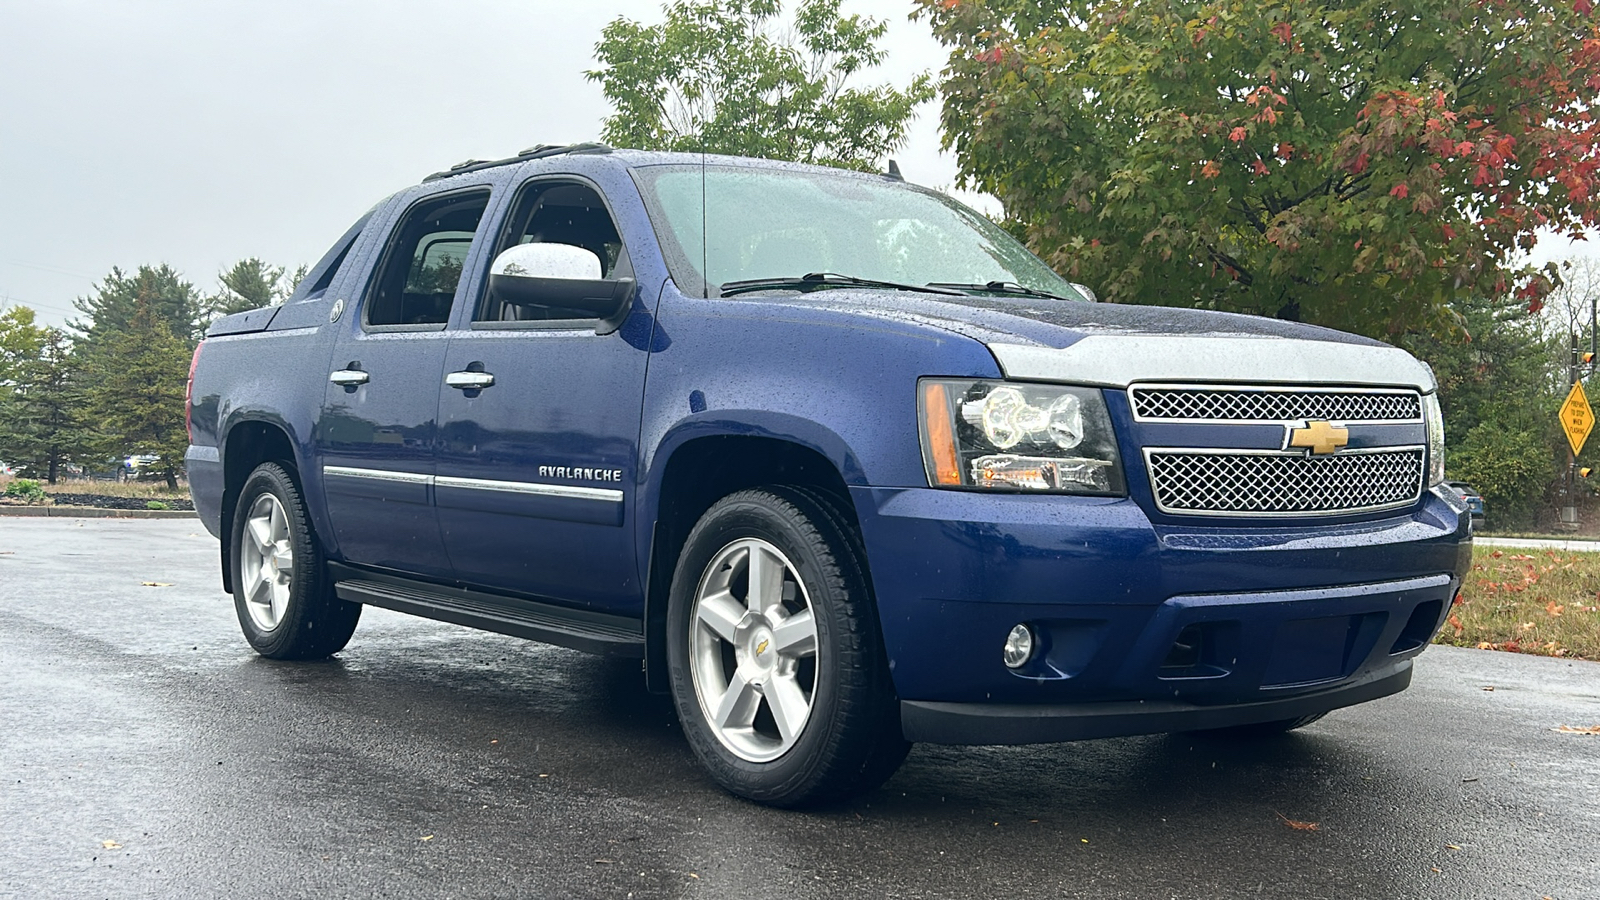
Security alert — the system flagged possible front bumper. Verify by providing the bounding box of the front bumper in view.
[851,484,1471,740]
[902,658,1412,744]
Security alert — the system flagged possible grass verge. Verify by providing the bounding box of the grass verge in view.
[1435,546,1600,661]
[39,480,189,499]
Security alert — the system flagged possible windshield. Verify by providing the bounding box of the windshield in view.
[631,164,1087,301]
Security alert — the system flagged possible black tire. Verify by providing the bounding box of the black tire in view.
[229,462,360,660]
[1190,712,1327,739]
[666,487,906,807]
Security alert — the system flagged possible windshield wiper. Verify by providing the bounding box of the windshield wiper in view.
[719,272,967,298]
[927,281,1083,302]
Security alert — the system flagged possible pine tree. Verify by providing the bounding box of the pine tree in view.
[84,297,192,489]
[4,329,90,483]
[211,257,285,316]
[73,265,204,349]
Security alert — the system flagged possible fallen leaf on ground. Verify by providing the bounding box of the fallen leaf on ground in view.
[420,835,434,841]
[1546,602,1564,617]
[1555,724,1600,734]
[140,581,172,587]
[1446,844,1461,850]
[1481,686,1495,691]
[101,840,121,849]
[1275,811,1319,831]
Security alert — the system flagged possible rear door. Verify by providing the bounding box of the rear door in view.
[316,183,502,579]
[434,175,651,612]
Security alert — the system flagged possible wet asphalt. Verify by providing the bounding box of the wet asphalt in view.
[2,518,1597,900]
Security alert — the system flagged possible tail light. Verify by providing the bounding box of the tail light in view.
[186,341,204,443]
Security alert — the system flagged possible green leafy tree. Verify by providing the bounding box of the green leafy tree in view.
[588,0,934,170]
[209,258,307,317]
[83,297,192,489]
[0,305,46,385]
[916,0,1600,338]
[3,328,91,484]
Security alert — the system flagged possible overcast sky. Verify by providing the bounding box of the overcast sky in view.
[0,0,966,328]
[2,1,1590,330]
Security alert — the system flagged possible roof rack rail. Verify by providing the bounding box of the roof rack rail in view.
[421,142,613,183]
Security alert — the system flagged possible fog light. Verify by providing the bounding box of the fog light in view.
[1003,623,1035,669]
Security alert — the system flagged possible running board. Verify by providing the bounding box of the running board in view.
[334,576,644,658]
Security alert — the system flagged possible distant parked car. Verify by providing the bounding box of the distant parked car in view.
[1447,481,1486,521]
[0,461,13,477]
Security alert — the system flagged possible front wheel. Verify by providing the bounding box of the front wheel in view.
[230,462,360,660]
[666,488,906,807]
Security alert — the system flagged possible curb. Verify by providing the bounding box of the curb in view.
[1475,536,1600,552]
[0,506,198,519]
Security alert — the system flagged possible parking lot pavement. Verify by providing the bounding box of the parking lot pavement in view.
[3,518,1598,900]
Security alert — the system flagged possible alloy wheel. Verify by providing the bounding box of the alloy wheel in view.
[688,538,821,762]
[240,492,294,631]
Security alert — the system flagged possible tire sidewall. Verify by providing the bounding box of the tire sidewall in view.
[230,463,321,657]
[666,491,856,800]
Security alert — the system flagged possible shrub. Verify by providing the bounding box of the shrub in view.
[1450,422,1556,528]
[146,500,170,510]
[3,479,47,504]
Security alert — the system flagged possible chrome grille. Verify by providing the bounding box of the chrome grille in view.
[1131,386,1421,423]
[1146,448,1426,516]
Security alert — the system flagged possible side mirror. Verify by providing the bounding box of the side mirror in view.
[488,243,634,332]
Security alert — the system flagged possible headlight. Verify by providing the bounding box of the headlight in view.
[918,379,1125,494]
[1423,392,1445,486]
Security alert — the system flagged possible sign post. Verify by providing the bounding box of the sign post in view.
[1560,380,1595,528]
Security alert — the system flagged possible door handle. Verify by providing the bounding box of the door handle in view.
[329,369,370,386]
[445,371,496,390]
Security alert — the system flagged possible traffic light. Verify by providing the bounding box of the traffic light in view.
[1584,352,1596,365]
[1582,467,1593,478]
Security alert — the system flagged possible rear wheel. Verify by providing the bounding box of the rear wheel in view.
[666,488,906,807]
[230,462,360,660]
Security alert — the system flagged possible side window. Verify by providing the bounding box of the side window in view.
[366,190,491,328]
[474,181,628,324]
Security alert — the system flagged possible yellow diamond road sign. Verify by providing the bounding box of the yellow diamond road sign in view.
[1561,380,1595,456]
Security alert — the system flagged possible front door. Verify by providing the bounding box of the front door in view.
[317,185,498,579]
[434,177,650,612]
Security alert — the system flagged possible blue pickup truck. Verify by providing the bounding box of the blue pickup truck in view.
[186,144,1473,806]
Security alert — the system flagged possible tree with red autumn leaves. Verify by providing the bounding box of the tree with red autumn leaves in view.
[915,0,1600,338]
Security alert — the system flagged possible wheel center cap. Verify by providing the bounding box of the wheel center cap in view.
[735,617,778,675]
[750,626,775,664]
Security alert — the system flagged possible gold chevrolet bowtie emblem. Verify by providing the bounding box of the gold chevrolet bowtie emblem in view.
[1287,420,1350,455]
[755,639,770,656]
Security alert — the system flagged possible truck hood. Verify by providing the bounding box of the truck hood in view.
[769,289,1436,391]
